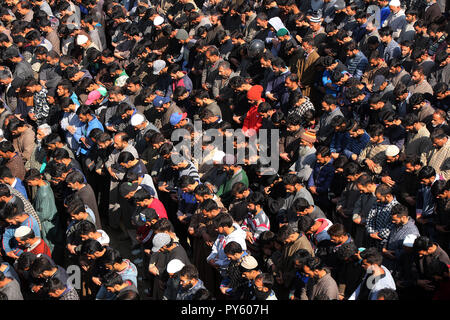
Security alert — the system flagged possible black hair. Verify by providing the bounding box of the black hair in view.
[360,247,383,265]
[179,264,199,280]
[418,166,436,180]
[277,225,296,242]
[391,203,408,218]
[224,241,243,255]
[30,255,54,278]
[80,239,104,256]
[292,197,312,213]
[66,170,85,184]
[297,215,315,233]
[214,213,234,228]
[413,236,434,252]
[377,288,398,300]
[303,256,325,271]
[327,223,346,237]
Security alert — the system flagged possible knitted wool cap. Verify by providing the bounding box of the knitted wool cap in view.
[247,85,264,101]
[300,130,317,144]
[309,15,322,23]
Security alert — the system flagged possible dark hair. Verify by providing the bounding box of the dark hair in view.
[117,151,135,164]
[297,215,315,233]
[375,184,392,196]
[377,288,398,300]
[153,219,174,233]
[431,128,447,140]
[255,273,274,290]
[292,198,312,213]
[30,255,54,278]
[292,249,312,266]
[303,256,325,271]
[327,224,346,237]
[179,264,199,280]
[360,247,383,265]
[391,203,408,218]
[431,180,449,198]
[413,236,434,252]
[316,145,331,157]
[282,174,301,186]
[0,166,13,179]
[214,213,234,228]
[194,184,213,197]
[45,277,67,293]
[179,175,197,189]
[367,123,384,137]
[133,188,152,202]
[277,225,296,242]
[16,252,37,272]
[418,166,436,180]
[224,241,243,255]
[3,202,25,220]
[65,170,85,184]
[77,220,97,236]
[81,239,104,256]
[102,271,125,287]
[247,191,264,206]
[199,198,219,212]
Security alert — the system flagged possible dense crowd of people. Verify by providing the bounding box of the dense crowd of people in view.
[0,0,448,301]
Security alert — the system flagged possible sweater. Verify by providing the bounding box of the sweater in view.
[366,198,400,241]
[301,271,340,300]
[242,210,271,240]
[207,223,247,269]
[2,215,41,257]
[308,159,335,195]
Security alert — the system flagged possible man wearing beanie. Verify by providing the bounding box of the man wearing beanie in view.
[242,85,264,137]
[293,130,318,182]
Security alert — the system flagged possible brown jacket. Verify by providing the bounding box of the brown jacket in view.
[6,153,26,181]
[12,125,35,164]
[298,50,320,96]
[361,61,388,86]
[278,233,314,288]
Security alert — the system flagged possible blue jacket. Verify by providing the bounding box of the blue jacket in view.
[266,69,291,110]
[330,131,347,154]
[75,117,104,155]
[342,131,370,159]
[118,259,138,287]
[380,6,391,27]
[416,175,444,218]
[308,159,335,194]
[346,51,368,80]
[13,178,28,200]
[2,215,40,256]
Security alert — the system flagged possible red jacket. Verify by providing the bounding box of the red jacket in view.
[148,198,168,219]
[28,239,52,258]
[242,103,263,136]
